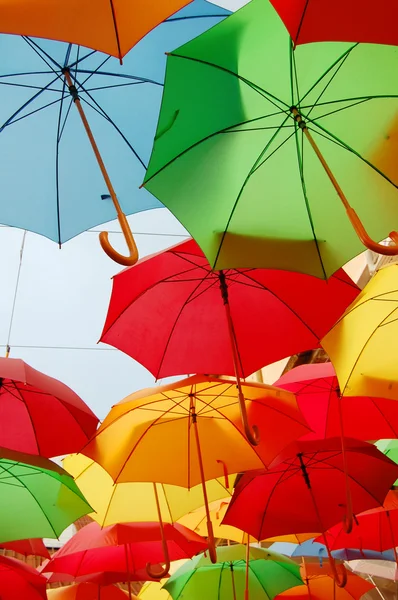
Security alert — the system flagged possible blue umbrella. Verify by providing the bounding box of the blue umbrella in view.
[0,1,230,264]
[268,540,396,562]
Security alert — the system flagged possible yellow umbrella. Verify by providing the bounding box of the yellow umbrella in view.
[178,498,248,544]
[83,375,309,569]
[179,500,319,545]
[63,454,234,527]
[322,264,398,400]
[139,582,171,600]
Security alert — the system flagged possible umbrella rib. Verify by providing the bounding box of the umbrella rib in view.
[8,381,41,455]
[0,463,59,539]
[235,270,321,339]
[300,45,358,105]
[77,83,147,170]
[304,49,352,121]
[250,128,296,175]
[75,69,163,87]
[77,55,112,89]
[22,36,63,75]
[305,116,398,189]
[213,115,292,268]
[337,303,398,395]
[0,76,61,131]
[155,270,215,379]
[304,96,373,122]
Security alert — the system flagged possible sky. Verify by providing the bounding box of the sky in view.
[0,0,251,421]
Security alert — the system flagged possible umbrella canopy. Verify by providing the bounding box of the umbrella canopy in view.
[0,538,50,559]
[322,264,398,400]
[164,545,303,600]
[270,0,398,47]
[83,374,309,564]
[0,448,92,542]
[0,554,47,600]
[0,2,229,257]
[268,540,396,562]
[47,582,130,599]
[0,1,193,60]
[178,498,248,544]
[222,438,398,540]
[349,559,398,582]
[100,238,359,379]
[143,0,398,278]
[0,356,98,456]
[82,374,310,485]
[274,362,398,441]
[319,505,398,557]
[63,453,233,527]
[276,563,374,600]
[43,521,206,579]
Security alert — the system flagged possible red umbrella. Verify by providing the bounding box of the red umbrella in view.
[222,438,398,587]
[100,238,358,444]
[0,357,98,456]
[275,362,398,441]
[275,362,398,533]
[42,522,206,595]
[0,538,50,559]
[318,491,398,561]
[0,554,47,599]
[270,0,398,46]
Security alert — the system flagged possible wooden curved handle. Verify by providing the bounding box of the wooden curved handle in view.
[237,388,260,446]
[145,536,170,579]
[206,519,218,564]
[329,557,348,588]
[99,212,139,266]
[346,206,398,256]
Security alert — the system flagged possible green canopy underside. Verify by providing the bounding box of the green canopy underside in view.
[164,547,303,600]
[0,456,91,542]
[144,0,398,278]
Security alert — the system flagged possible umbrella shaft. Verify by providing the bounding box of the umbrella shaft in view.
[63,69,123,217]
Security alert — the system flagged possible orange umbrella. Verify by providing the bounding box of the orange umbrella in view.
[0,1,191,60]
[276,564,374,600]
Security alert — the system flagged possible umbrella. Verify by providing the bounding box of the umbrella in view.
[63,453,234,527]
[100,238,357,442]
[0,1,194,60]
[0,448,92,541]
[222,438,398,586]
[349,559,398,582]
[82,374,310,563]
[0,554,47,600]
[275,362,398,441]
[275,563,374,600]
[270,0,398,47]
[0,538,50,559]
[268,540,396,562]
[0,356,98,456]
[275,361,398,531]
[164,545,303,600]
[143,0,398,278]
[267,535,319,544]
[47,582,130,599]
[322,264,398,401]
[0,2,230,264]
[43,521,207,596]
[178,498,249,544]
[139,581,171,600]
[318,505,398,560]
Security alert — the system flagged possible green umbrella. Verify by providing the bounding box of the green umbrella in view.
[0,448,92,542]
[143,0,398,279]
[163,545,303,600]
[376,440,398,484]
